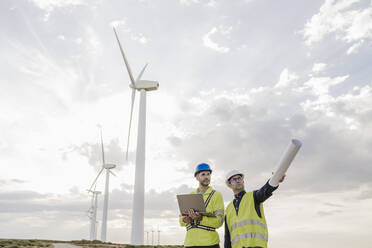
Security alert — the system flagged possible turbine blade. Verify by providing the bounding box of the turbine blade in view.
[109,170,117,177]
[136,63,148,82]
[113,27,136,87]
[100,128,105,165]
[89,167,104,191]
[126,88,136,160]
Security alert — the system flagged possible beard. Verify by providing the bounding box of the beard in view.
[200,179,210,186]
[235,183,243,190]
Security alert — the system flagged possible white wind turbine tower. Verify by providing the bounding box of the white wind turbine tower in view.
[113,27,159,245]
[157,227,160,245]
[87,189,101,241]
[88,128,116,242]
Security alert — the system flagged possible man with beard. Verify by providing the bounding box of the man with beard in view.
[224,170,285,248]
[179,163,225,248]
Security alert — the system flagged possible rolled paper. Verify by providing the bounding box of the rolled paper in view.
[269,139,302,187]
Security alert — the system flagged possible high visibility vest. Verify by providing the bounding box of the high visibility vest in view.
[179,186,225,247]
[226,192,268,248]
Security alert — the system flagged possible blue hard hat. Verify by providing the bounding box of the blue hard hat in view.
[194,163,212,177]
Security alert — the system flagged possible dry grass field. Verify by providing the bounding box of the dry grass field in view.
[0,239,183,248]
[0,239,52,247]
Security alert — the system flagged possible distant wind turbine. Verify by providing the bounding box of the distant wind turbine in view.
[113,27,159,245]
[157,227,160,245]
[87,188,101,241]
[151,229,155,246]
[88,128,116,242]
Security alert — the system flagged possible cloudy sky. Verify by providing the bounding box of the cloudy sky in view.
[1,0,372,246]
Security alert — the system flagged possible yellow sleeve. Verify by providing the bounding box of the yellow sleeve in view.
[199,191,224,229]
[179,214,187,227]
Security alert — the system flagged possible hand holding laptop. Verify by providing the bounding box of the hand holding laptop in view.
[188,209,202,220]
[182,215,191,223]
[182,209,202,223]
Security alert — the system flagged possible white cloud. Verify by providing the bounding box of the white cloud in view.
[179,0,199,5]
[110,19,148,45]
[303,0,372,53]
[29,0,88,21]
[179,0,217,7]
[202,27,231,53]
[75,37,83,44]
[168,71,372,196]
[301,79,372,132]
[9,43,80,106]
[130,33,148,44]
[303,0,358,45]
[85,26,102,55]
[304,75,348,96]
[344,6,372,42]
[312,63,327,73]
[30,0,86,9]
[275,68,299,88]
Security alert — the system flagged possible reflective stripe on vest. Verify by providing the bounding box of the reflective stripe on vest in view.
[214,209,224,224]
[231,232,268,245]
[204,190,215,208]
[231,219,267,231]
[213,209,224,215]
[217,214,224,224]
[186,224,216,231]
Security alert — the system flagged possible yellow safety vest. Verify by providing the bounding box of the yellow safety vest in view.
[226,192,268,248]
[179,186,225,247]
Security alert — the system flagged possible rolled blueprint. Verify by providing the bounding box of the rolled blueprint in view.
[269,139,302,187]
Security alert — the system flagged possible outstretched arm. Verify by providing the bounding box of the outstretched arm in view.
[253,178,283,218]
[254,174,285,205]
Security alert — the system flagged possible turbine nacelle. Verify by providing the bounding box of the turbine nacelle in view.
[132,80,159,91]
[103,163,116,169]
[87,189,101,194]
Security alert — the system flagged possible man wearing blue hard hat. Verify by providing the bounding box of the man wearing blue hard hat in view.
[179,163,225,248]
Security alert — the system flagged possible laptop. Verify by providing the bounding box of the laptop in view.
[176,194,215,217]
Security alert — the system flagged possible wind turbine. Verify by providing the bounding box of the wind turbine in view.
[113,27,159,245]
[157,227,160,245]
[87,189,101,241]
[88,128,116,242]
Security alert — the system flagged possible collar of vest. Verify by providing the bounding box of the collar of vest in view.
[234,190,246,200]
[193,186,213,194]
